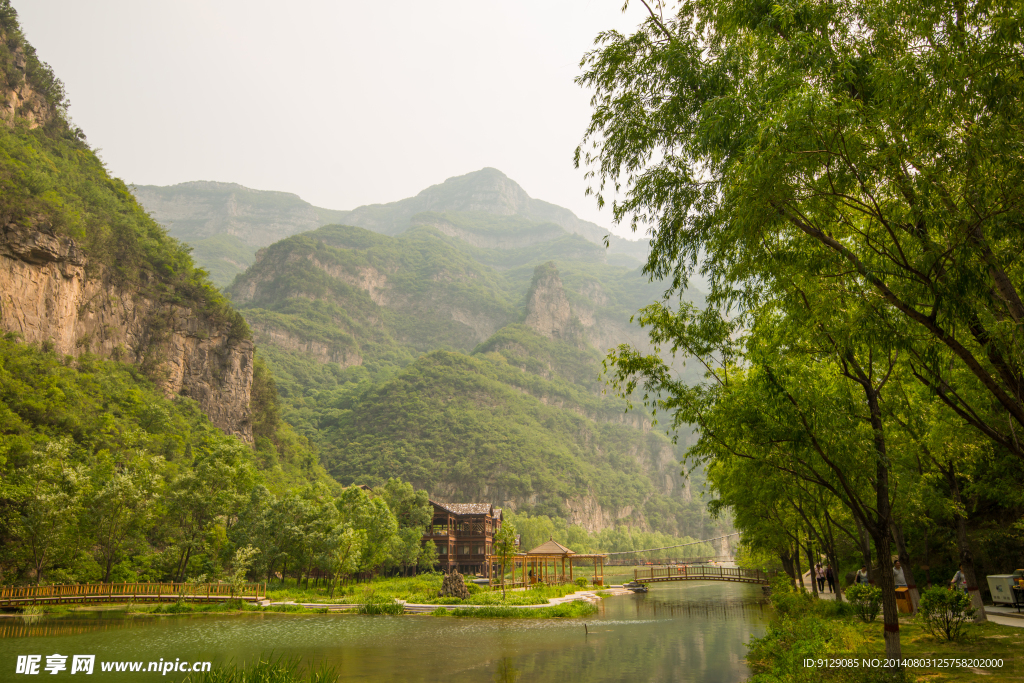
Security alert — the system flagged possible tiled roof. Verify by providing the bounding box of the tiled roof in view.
[527,539,575,555]
[431,500,493,516]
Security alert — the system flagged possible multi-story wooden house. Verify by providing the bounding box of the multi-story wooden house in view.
[422,500,512,576]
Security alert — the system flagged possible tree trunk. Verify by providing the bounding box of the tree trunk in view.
[890,520,919,613]
[863,377,902,665]
[793,535,805,591]
[805,537,818,597]
[779,547,796,583]
[872,527,903,665]
[946,465,987,622]
[855,517,873,583]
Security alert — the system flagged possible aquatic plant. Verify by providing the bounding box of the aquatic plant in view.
[180,656,337,683]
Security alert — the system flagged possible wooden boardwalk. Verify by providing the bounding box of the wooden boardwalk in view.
[633,566,770,585]
[0,582,266,607]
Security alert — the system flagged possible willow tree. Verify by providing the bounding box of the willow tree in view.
[578,0,1024,459]
[580,0,1022,665]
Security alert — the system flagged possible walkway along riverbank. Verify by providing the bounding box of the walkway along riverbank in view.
[262,585,637,613]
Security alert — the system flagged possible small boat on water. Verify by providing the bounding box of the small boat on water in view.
[624,581,649,593]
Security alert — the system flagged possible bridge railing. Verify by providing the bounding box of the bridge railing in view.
[0,582,265,605]
[633,565,769,583]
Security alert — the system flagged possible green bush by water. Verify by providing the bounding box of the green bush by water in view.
[356,591,404,615]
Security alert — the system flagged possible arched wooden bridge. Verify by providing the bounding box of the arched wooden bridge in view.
[633,565,771,585]
[0,582,266,607]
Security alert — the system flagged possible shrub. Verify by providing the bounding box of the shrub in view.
[846,584,882,623]
[574,577,589,588]
[918,586,975,642]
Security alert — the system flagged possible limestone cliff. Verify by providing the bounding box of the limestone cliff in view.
[0,40,57,129]
[524,262,584,346]
[0,223,254,441]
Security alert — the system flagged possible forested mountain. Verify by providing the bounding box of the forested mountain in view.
[216,209,717,538]
[132,182,349,286]
[0,2,342,585]
[135,168,650,286]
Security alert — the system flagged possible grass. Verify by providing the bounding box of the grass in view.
[750,583,1024,683]
[181,655,338,683]
[264,574,586,606]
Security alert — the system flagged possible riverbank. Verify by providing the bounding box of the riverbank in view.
[3,576,619,619]
[752,586,1024,682]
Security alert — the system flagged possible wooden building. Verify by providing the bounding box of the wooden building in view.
[487,538,607,587]
[422,501,511,576]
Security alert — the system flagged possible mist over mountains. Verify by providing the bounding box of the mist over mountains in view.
[136,169,720,538]
[134,168,649,287]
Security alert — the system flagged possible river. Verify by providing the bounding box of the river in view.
[0,582,769,682]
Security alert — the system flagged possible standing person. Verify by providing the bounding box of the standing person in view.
[855,564,870,584]
[893,560,907,587]
[825,565,836,593]
[816,563,825,592]
[950,565,967,593]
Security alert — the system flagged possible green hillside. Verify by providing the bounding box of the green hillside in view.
[132,182,350,286]
[223,215,715,537]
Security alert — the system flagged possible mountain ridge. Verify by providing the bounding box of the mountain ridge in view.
[134,169,649,286]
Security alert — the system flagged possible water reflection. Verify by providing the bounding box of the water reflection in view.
[0,582,767,683]
[493,657,521,683]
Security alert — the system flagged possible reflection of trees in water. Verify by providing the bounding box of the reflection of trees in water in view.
[631,595,769,621]
[0,620,122,639]
[493,657,520,683]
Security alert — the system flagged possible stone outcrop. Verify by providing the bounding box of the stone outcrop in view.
[524,262,583,345]
[0,223,254,442]
[438,571,470,599]
[0,45,57,130]
[249,322,361,369]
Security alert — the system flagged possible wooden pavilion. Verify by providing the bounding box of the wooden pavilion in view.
[487,538,606,588]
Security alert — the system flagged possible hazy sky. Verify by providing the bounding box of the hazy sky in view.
[17,1,650,239]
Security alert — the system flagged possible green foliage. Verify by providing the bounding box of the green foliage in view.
[181,655,338,683]
[918,586,976,642]
[357,591,404,615]
[845,584,883,623]
[747,614,869,683]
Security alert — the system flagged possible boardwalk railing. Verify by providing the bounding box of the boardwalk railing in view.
[634,566,770,584]
[0,582,266,607]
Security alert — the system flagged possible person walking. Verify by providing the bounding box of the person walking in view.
[815,563,826,592]
[950,565,967,593]
[825,565,836,593]
[855,564,870,584]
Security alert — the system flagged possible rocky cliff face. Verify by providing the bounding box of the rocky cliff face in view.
[0,44,56,129]
[524,263,583,345]
[0,223,254,441]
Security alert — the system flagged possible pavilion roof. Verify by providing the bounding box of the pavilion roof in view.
[431,500,494,516]
[527,539,575,556]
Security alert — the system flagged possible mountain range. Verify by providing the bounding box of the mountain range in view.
[135,170,719,538]
[134,169,649,287]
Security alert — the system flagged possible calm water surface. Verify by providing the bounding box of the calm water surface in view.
[0,582,769,682]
